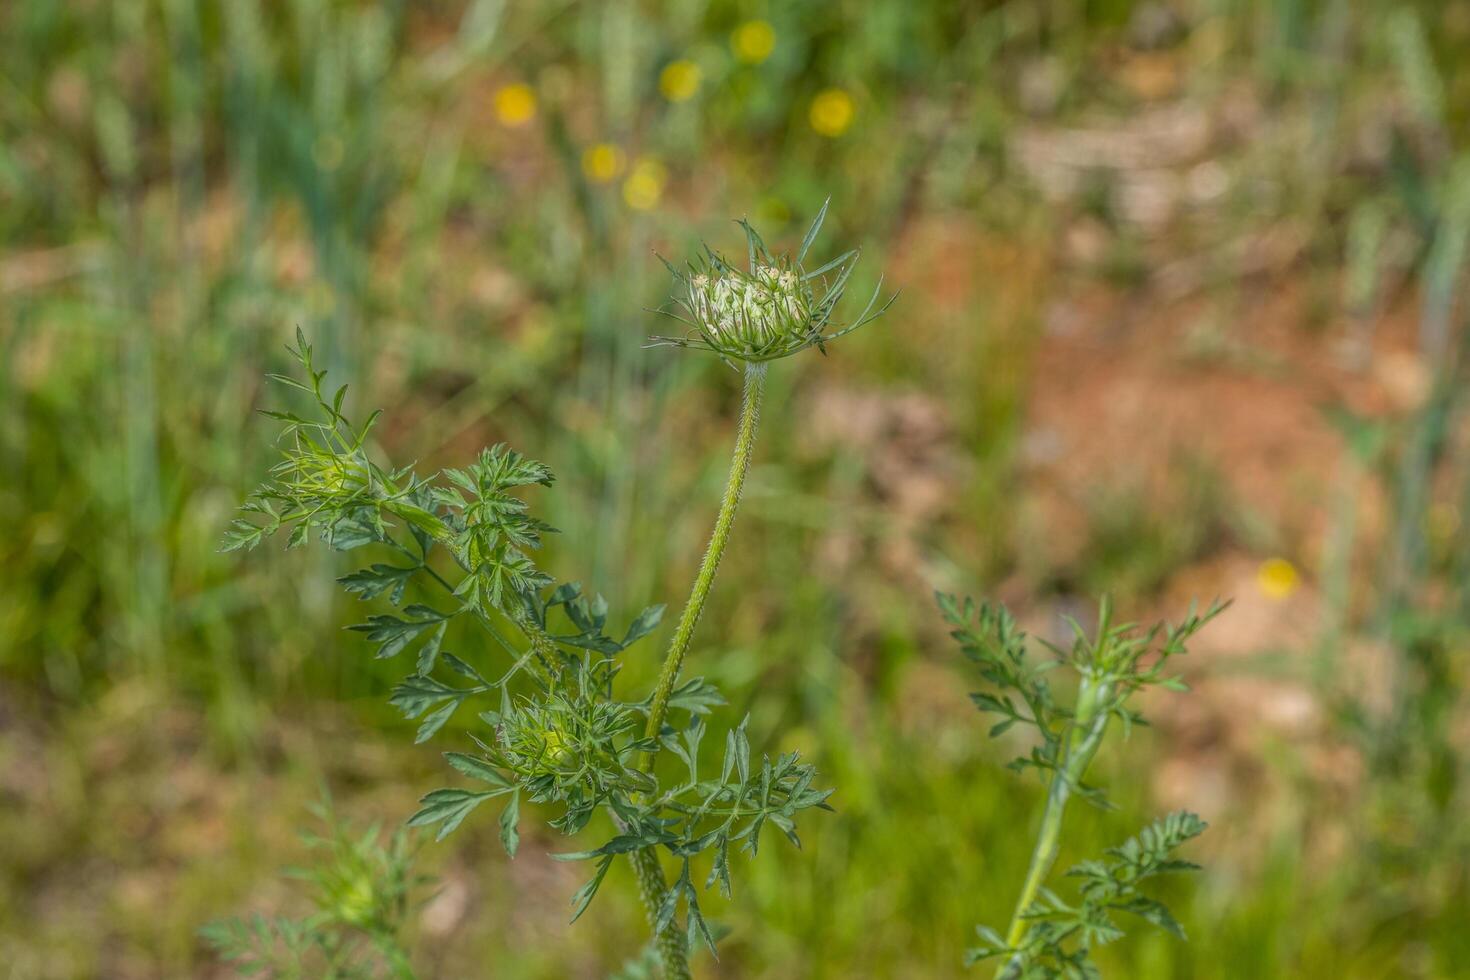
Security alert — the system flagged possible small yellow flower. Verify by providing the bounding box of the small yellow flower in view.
[809,87,854,137]
[493,83,537,127]
[581,143,626,184]
[732,20,776,64]
[659,59,702,102]
[1256,558,1300,601]
[622,157,668,211]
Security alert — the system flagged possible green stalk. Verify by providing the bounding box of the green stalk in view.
[634,361,767,978]
[631,847,694,980]
[641,362,767,747]
[369,931,417,980]
[1002,674,1113,961]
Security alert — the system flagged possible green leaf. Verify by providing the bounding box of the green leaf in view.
[348,605,449,660]
[567,854,615,923]
[798,196,830,264]
[706,837,731,898]
[499,790,521,857]
[338,563,417,604]
[415,700,459,743]
[327,514,383,551]
[800,247,857,283]
[220,517,273,553]
[621,604,665,648]
[1116,896,1186,939]
[407,788,493,842]
[962,924,1011,967]
[445,752,513,788]
[554,833,674,864]
[724,716,751,786]
[388,674,467,720]
[415,621,448,676]
[441,651,487,683]
[681,864,718,956]
[665,677,725,715]
[381,499,450,540]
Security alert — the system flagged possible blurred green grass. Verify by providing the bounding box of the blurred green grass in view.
[3,1,1470,977]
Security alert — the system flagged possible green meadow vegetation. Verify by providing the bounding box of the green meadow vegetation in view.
[4,1,1470,977]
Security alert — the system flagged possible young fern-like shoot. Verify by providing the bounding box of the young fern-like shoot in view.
[937,594,1226,978]
[202,796,426,979]
[221,204,894,979]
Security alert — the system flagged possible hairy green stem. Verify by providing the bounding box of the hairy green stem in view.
[1002,675,1114,964]
[633,361,767,978]
[642,362,766,746]
[631,847,694,980]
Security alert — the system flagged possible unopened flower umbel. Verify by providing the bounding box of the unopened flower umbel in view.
[688,265,807,351]
[651,200,895,363]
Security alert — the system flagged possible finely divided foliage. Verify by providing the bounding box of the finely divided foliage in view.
[938,595,1225,978]
[224,331,826,951]
[221,207,889,977]
[202,798,425,979]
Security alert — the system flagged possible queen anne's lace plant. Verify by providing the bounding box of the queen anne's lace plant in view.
[938,595,1225,978]
[220,205,893,979]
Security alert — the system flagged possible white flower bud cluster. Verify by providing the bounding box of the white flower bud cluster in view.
[652,205,892,363]
[689,265,810,353]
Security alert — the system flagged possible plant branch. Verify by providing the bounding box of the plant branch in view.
[1002,674,1113,959]
[386,517,556,684]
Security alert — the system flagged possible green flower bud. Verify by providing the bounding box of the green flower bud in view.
[539,725,571,764]
[650,200,896,364]
[686,263,813,358]
[332,872,378,928]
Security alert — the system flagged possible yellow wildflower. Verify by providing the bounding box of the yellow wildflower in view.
[493,83,537,127]
[659,60,702,102]
[732,20,777,64]
[809,88,854,137]
[1256,558,1300,601]
[581,143,626,184]
[622,157,668,211]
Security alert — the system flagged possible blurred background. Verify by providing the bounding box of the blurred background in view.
[3,0,1470,976]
